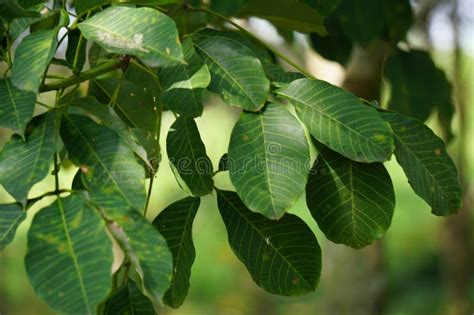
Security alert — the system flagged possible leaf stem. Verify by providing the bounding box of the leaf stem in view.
[187,6,316,80]
[143,176,154,217]
[40,59,124,92]
[26,189,71,208]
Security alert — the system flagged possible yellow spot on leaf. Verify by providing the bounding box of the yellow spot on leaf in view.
[372,134,387,143]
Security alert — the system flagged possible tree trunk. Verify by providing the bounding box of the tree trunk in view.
[440,2,474,314]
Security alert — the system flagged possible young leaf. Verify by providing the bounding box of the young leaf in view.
[93,194,173,305]
[166,117,214,197]
[78,6,184,67]
[0,78,36,137]
[228,104,310,220]
[192,29,270,111]
[380,111,462,216]
[0,112,57,202]
[25,194,113,314]
[153,197,200,308]
[0,203,26,251]
[306,146,395,248]
[239,0,326,34]
[104,279,155,315]
[60,114,146,211]
[216,189,322,296]
[277,78,394,163]
[159,38,211,117]
[11,28,58,92]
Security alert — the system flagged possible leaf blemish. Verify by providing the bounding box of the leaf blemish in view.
[96,31,149,53]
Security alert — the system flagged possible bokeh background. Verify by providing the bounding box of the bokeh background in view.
[1,0,473,314]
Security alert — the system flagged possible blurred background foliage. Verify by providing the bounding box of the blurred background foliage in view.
[1,0,473,314]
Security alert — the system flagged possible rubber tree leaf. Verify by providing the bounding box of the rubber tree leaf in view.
[335,0,384,45]
[0,112,57,202]
[66,28,87,71]
[153,197,200,308]
[104,279,155,315]
[239,0,326,34]
[69,96,152,171]
[277,78,394,163]
[384,49,455,140]
[166,117,214,197]
[0,78,36,137]
[0,0,40,21]
[380,111,462,216]
[159,38,211,117]
[11,28,57,92]
[89,62,161,171]
[0,203,26,250]
[75,0,178,14]
[305,0,341,16]
[228,104,310,220]
[192,29,270,111]
[383,0,413,43]
[60,114,146,211]
[25,194,113,314]
[78,6,184,67]
[306,145,395,248]
[93,194,173,305]
[216,190,322,296]
[310,16,353,65]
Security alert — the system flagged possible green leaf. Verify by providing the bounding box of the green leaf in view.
[380,111,462,216]
[0,78,36,137]
[75,0,178,14]
[93,194,173,305]
[89,62,161,169]
[192,29,270,111]
[104,279,155,315]
[310,16,353,65]
[60,114,146,211]
[0,203,26,250]
[153,197,200,308]
[66,28,87,71]
[336,0,384,45]
[11,28,57,92]
[25,194,113,314]
[0,0,40,21]
[305,0,341,16]
[228,104,310,220]
[78,6,184,67]
[69,96,152,171]
[383,0,413,43]
[277,78,394,163]
[0,112,57,202]
[263,62,305,85]
[306,145,395,248]
[384,49,455,128]
[216,189,321,296]
[159,38,210,117]
[166,117,214,196]
[239,0,326,34]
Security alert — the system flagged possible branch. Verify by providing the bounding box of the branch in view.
[39,59,125,92]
